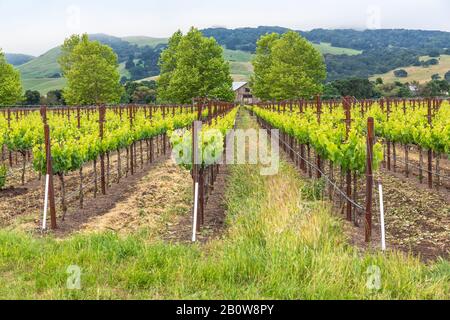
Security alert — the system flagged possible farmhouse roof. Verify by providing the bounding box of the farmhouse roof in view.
[232,82,248,91]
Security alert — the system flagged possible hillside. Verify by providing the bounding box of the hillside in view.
[203,27,450,81]
[121,36,168,48]
[16,46,131,94]
[14,28,450,94]
[5,53,35,66]
[371,55,450,84]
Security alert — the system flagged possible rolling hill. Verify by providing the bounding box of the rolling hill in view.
[121,36,168,48]
[13,27,450,94]
[5,53,35,66]
[370,55,450,84]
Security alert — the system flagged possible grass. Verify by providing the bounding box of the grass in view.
[371,55,450,84]
[18,47,62,79]
[122,36,169,48]
[21,78,67,95]
[313,42,362,56]
[17,48,130,94]
[0,112,448,300]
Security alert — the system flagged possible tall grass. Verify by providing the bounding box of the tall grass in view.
[0,112,448,300]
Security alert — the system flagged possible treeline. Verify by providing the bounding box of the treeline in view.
[78,34,163,81]
[202,27,450,81]
[324,78,450,99]
[21,80,157,106]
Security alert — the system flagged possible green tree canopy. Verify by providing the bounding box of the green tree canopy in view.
[158,28,234,103]
[59,34,123,105]
[24,90,41,105]
[251,31,326,100]
[0,49,23,106]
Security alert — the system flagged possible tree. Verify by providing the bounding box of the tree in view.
[428,50,440,58]
[394,69,408,78]
[46,90,66,105]
[0,49,23,106]
[24,90,41,105]
[330,78,379,99]
[431,74,441,80]
[250,33,279,101]
[121,80,157,104]
[420,80,450,97]
[59,34,123,105]
[375,77,383,85]
[158,28,234,103]
[251,31,326,100]
[445,71,450,82]
[322,83,341,99]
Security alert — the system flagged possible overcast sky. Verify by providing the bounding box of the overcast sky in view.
[1,0,449,55]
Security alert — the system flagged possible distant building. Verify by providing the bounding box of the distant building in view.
[408,84,418,93]
[232,82,259,104]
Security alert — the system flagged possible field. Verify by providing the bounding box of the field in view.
[0,106,448,299]
[312,42,362,56]
[0,98,448,300]
[371,55,450,84]
[21,78,67,94]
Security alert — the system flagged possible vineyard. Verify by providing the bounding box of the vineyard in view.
[0,98,448,299]
[251,97,449,258]
[0,101,235,232]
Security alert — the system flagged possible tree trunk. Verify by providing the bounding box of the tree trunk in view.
[405,144,409,178]
[21,151,26,185]
[106,151,110,187]
[393,142,397,172]
[436,153,441,189]
[117,148,121,183]
[79,167,84,209]
[419,147,423,183]
[59,173,67,221]
[126,147,129,177]
[329,161,334,200]
[140,140,143,166]
[93,159,98,198]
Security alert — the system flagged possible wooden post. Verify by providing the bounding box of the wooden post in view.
[192,120,202,232]
[386,99,391,171]
[344,96,352,221]
[41,106,57,230]
[427,99,433,189]
[316,95,322,179]
[129,105,134,176]
[365,118,374,242]
[99,105,106,195]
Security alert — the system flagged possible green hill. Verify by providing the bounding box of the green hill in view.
[18,47,62,79]
[121,36,168,48]
[5,53,35,66]
[17,46,131,94]
[371,55,450,84]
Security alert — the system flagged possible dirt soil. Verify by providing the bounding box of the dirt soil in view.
[1,135,231,244]
[164,165,230,244]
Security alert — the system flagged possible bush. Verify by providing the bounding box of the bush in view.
[394,69,408,78]
[445,71,450,82]
[431,74,441,80]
